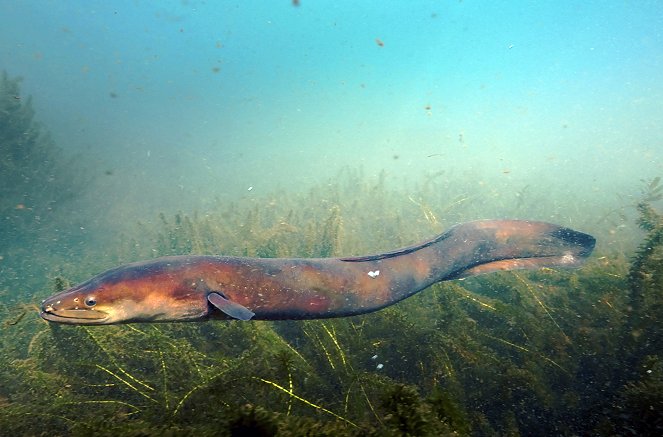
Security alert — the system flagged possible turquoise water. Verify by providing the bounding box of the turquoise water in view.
[2,1,661,220]
[1,1,662,435]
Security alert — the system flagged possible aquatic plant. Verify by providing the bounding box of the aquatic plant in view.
[626,199,663,359]
[615,355,663,435]
[598,195,663,434]
[0,71,87,298]
[1,155,661,435]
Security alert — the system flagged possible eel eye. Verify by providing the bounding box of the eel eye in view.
[84,296,97,307]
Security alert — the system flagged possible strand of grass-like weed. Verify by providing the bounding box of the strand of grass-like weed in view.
[481,332,569,375]
[93,363,158,403]
[513,272,567,339]
[321,322,348,370]
[358,378,382,425]
[286,363,293,416]
[158,350,169,410]
[64,399,142,416]
[450,286,496,311]
[342,375,382,424]
[253,376,358,427]
[302,325,336,370]
[83,327,157,403]
[171,359,245,416]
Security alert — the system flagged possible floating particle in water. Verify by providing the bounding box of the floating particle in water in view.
[375,38,384,47]
[367,270,380,278]
[371,354,378,360]
[376,363,384,370]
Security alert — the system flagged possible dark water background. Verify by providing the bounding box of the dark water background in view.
[1,1,662,435]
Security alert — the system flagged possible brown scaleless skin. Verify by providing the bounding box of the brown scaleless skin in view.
[40,220,595,325]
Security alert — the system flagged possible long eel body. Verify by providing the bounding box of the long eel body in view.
[40,220,595,325]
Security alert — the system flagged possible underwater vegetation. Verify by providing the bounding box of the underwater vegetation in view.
[1,183,661,436]
[0,71,87,292]
[0,76,661,435]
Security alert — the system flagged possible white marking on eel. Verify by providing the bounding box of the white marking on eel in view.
[367,270,380,278]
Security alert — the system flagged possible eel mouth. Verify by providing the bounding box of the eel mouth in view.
[40,307,109,324]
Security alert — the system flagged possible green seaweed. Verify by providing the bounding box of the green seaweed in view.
[626,201,663,357]
[1,77,662,434]
[0,182,655,435]
[0,71,87,261]
[615,355,663,435]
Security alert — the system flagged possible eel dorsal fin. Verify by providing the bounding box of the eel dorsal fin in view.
[339,231,451,262]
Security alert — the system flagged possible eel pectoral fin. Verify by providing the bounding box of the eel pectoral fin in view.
[207,292,255,321]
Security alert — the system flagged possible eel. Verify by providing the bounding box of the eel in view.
[40,220,595,325]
